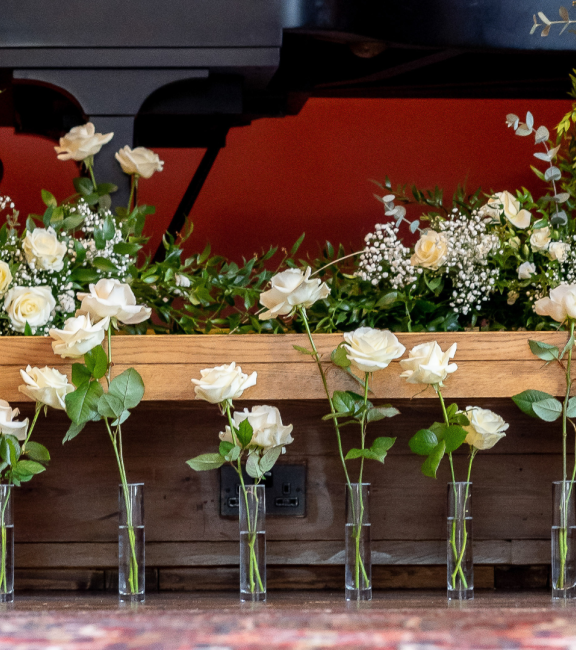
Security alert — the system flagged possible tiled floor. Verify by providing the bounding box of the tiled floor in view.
[1,590,576,649]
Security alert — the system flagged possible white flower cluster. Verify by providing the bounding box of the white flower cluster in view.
[540,235,576,287]
[440,210,500,316]
[357,222,420,289]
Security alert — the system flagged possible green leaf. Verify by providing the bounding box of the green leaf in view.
[84,345,108,380]
[236,419,253,448]
[422,441,446,479]
[367,406,400,422]
[92,257,118,273]
[4,436,20,467]
[567,396,576,418]
[41,189,57,207]
[65,380,104,425]
[371,437,396,454]
[94,227,106,250]
[73,177,94,196]
[331,345,350,369]
[26,216,36,232]
[24,321,33,336]
[186,453,225,472]
[260,445,283,473]
[0,438,8,464]
[532,397,563,422]
[108,368,145,410]
[512,389,556,418]
[345,448,367,460]
[409,429,438,456]
[219,441,234,456]
[24,441,50,462]
[102,214,116,240]
[290,232,306,255]
[246,453,262,479]
[97,394,124,419]
[376,291,398,308]
[111,410,131,427]
[529,339,560,362]
[452,412,470,426]
[225,446,241,462]
[293,344,314,356]
[561,335,575,361]
[443,425,468,453]
[113,242,141,256]
[63,421,85,443]
[61,214,85,231]
[332,391,360,415]
[96,183,118,196]
[15,460,45,475]
[74,239,87,264]
[446,403,458,420]
[71,363,92,388]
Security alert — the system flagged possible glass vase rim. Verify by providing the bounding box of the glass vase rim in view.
[552,480,576,485]
[447,481,472,486]
[0,484,14,489]
[347,482,371,487]
[118,482,144,487]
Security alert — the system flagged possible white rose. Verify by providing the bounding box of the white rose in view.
[23,227,67,272]
[77,279,151,325]
[175,274,191,288]
[410,230,448,270]
[464,407,508,450]
[399,341,457,386]
[479,191,531,229]
[115,146,164,179]
[18,365,73,410]
[549,242,570,263]
[259,267,330,320]
[534,284,576,323]
[192,362,257,404]
[0,400,28,441]
[220,405,294,450]
[518,262,536,280]
[342,327,405,373]
[4,286,55,333]
[530,226,551,252]
[0,261,12,295]
[54,123,113,162]
[49,313,110,359]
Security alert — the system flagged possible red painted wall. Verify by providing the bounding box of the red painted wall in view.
[0,98,571,261]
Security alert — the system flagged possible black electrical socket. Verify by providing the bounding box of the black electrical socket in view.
[220,464,306,516]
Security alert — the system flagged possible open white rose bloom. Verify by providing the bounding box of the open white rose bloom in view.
[49,313,110,359]
[399,341,457,386]
[54,123,113,162]
[4,285,56,333]
[192,362,257,404]
[464,407,508,450]
[259,267,330,320]
[18,366,73,411]
[0,399,28,441]
[23,227,66,272]
[220,405,294,451]
[115,145,164,179]
[534,284,576,323]
[479,191,531,229]
[343,327,405,373]
[410,230,448,270]
[77,279,151,325]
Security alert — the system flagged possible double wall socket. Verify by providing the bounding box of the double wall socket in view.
[220,464,306,517]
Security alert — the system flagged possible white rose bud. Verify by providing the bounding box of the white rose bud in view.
[175,274,191,288]
[220,405,294,451]
[518,262,536,280]
[23,227,67,272]
[530,226,551,252]
[0,261,12,295]
[479,191,531,229]
[192,362,257,404]
[4,286,56,333]
[0,400,28,440]
[464,407,508,450]
[534,284,576,323]
[115,145,164,179]
[342,327,405,373]
[549,242,570,263]
[18,366,73,410]
[259,267,330,320]
[399,341,457,386]
[410,230,448,270]
[77,279,151,325]
[54,123,113,162]
[49,313,110,359]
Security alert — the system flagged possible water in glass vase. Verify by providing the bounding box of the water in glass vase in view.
[447,482,474,601]
[118,483,145,602]
[552,481,576,599]
[0,485,13,602]
[239,484,266,602]
[345,483,372,601]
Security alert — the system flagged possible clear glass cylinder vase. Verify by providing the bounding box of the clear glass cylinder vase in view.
[345,483,371,601]
[0,485,13,603]
[552,480,576,599]
[239,483,266,602]
[447,482,473,600]
[118,483,145,602]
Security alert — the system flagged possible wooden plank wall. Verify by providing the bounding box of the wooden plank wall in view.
[7,397,564,591]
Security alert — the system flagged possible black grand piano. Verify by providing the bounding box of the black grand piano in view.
[0,0,575,242]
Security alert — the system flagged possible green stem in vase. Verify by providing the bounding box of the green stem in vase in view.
[0,488,9,593]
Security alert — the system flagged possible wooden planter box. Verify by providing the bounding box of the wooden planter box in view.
[0,331,570,591]
[1,331,569,403]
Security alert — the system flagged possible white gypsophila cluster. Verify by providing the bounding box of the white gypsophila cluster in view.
[357,222,421,289]
[439,209,501,316]
[526,235,576,310]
